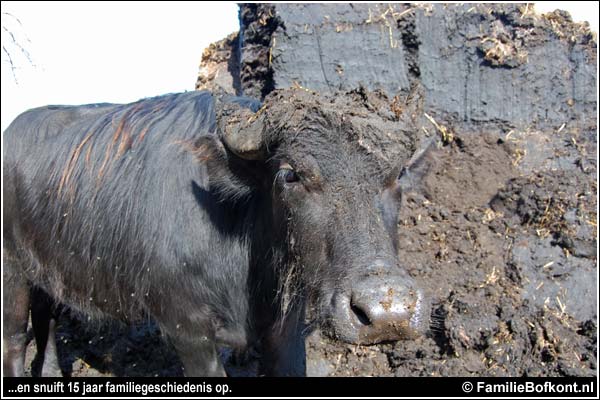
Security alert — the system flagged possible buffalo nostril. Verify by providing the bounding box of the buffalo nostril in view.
[350,302,372,326]
[347,284,422,342]
[328,280,428,345]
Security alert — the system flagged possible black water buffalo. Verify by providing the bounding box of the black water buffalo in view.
[3,88,432,376]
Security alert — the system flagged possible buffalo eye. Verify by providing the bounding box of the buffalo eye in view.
[278,163,299,184]
[283,169,299,183]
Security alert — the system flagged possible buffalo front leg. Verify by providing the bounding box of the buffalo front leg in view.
[260,304,306,376]
[2,259,30,377]
[30,287,62,377]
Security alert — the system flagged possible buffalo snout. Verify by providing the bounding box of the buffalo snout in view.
[327,261,429,345]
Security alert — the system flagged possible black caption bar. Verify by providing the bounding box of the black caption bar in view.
[2,377,597,398]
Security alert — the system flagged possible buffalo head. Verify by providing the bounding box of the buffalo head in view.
[199,88,435,345]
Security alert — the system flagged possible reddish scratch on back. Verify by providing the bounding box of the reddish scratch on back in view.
[97,103,143,180]
[58,132,94,197]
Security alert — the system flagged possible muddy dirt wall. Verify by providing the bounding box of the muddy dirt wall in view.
[199,4,596,131]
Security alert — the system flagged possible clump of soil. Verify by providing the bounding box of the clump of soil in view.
[238,4,282,99]
[195,32,242,96]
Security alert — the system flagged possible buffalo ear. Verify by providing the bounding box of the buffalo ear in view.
[380,138,438,248]
[217,102,267,160]
[189,135,256,201]
[397,138,440,194]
